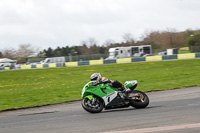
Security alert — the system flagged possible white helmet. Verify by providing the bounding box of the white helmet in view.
[90,73,101,82]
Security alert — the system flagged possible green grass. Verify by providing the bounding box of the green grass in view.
[0,59,200,111]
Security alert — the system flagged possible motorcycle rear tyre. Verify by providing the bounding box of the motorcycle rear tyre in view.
[129,90,149,109]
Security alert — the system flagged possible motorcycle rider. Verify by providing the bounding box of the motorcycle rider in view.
[90,73,130,92]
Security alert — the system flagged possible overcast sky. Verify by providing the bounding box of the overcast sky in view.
[0,0,200,50]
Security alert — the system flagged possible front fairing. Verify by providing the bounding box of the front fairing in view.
[81,81,95,98]
[81,81,119,98]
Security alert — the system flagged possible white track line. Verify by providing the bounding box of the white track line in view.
[103,123,200,133]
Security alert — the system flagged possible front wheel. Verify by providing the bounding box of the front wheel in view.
[82,96,104,113]
[128,90,149,109]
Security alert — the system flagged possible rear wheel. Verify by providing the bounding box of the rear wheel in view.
[82,96,104,113]
[128,90,149,109]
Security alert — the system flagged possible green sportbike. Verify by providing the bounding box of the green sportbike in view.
[81,80,149,113]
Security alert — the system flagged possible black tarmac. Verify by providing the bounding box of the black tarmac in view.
[1,87,200,133]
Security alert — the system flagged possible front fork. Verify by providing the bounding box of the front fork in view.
[92,97,96,104]
[85,95,97,104]
[85,95,93,101]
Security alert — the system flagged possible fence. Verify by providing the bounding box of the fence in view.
[27,53,109,63]
[190,46,200,53]
[26,46,200,63]
[65,53,109,62]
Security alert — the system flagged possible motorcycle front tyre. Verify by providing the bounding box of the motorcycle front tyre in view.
[81,97,104,113]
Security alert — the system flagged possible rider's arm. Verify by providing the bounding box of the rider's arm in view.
[101,78,111,83]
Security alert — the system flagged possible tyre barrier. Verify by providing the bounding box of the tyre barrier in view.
[1,53,200,71]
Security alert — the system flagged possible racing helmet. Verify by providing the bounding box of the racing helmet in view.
[90,73,101,82]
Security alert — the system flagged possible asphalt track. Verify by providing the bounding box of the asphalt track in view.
[0,87,200,133]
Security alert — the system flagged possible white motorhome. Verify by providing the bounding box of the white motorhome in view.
[40,57,65,64]
[107,45,152,59]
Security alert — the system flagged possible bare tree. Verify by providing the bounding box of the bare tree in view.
[79,40,89,55]
[1,48,16,59]
[122,33,135,46]
[88,38,98,47]
[88,38,99,54]
[79,38,99,54]
[0,51,3,58]
[103,39,115,47]
[142,31,162,49]
[15,44,37,58]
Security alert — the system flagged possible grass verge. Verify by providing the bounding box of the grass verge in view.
[0,59,200,111]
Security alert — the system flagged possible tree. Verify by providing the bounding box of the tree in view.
[140,29,187,50]
[122,33,135,46]
[78,44,89,55]
[54,46,62,57]
[44,47,54,57]
[99,46,107,54]
[15,44,37,58]
[141,31,162,49]
[79,38,99,54]
[70,46,79,55]
[187,34,200,46]
[37,51,46,57]
[88,38,97,47]
[1,48,16,59]
[103,39,115,47]
[60,47,67,56]
[0,51,3,58]
[187,34,200,52]
[90,44,99,54]
[161,29,184,49]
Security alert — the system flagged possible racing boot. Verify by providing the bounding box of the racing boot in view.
[122,86,131,98]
